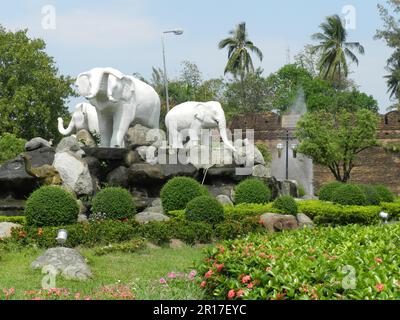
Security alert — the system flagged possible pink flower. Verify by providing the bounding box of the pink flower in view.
[227,290,236,299]
[188,270,197,280]
[242,275,251,284]
[216,264,224,272]
[247,282,254,289]
[159,278,167,284]
[205,270,213,279]
[168,272,177,279]
[375,258,383,264]
[75,292,81,300]
[236,289,245,298]
[200,281,207,288]
[375,283,385,293]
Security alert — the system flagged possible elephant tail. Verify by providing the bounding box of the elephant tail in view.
[58,117,74,136]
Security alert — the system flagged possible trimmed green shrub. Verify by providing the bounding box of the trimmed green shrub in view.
[185,196,225,225]
[318,181,343,201]
[234,179,271,205]
[381,202,400,219]
[0,133,26,164]
[374,185,395,203]
[272,196,298,215]
[0,216,26,225]
[332,184,367,206]
[91,187,136,220]
[25,186,79,227]
[160,177,205,213]
[358,184,381,206]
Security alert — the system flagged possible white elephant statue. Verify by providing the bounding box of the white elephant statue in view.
[75,67,161,147]
[165,101,236,152]
[58,103,99,136]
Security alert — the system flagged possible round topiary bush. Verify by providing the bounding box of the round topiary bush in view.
[185,196,225,225]
[272,196,298,215]
[234,179,271,205]
[160,177,205,214]
[91,187,136,220]
[373,185,395,203]
[358,184,381,206]
[332,184,367,206]
[25,186,79,227]
[318,182,343,202]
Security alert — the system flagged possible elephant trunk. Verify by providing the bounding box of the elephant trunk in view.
[218,117,236,153]
[58,117,75,136]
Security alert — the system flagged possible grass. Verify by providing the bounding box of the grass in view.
[0,244,208,300]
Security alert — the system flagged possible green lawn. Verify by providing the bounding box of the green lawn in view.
[0,244,207,300]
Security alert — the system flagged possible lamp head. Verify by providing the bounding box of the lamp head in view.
[56,229,68,245]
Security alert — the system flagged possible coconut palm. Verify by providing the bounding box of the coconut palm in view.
[385,58,400,100]
[218,22,263,80]
[311,15,365,86]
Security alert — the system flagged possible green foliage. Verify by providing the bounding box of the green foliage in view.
[0,133,27,164]
[380,202,400,219]
[93,239,146,256]
[297,185,306,198]
[234,179,271,205]
[91,187,136,220]
[215,215,264,240]
[296,109,380,183]
[25,186,79,227]
[185,196,225,225]
[318,182,344,201]
[160,177,205,214]
[0,26,75,140]
[332,184,367,206]
[198,224,400,300]
[373,185,395,203]
[358,184,381,206]
[255,143,272,164]
[272,196,299,215]
[0,216,26,224]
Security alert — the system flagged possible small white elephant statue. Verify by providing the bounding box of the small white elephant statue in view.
[76,67,161,147]
[165,101,236,152]
[58,103,99,136]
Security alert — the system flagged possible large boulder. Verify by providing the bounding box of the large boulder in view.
[296,213,314,229]
[124,124,152,147]
[137,146,158,165]
[76,129,96,148]
[0,222,22,239]
[260,213,299,233]
[25,137,51,151]
[216,195,233,206]
[0,147,55,198]
[252,165,271,178]
[31,247,92,281]
[135,212,170,224]
[53,152,93,195]
[106,166,129,188]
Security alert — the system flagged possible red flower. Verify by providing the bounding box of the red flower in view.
[216,264,224,272]
[200,281,207,288]
[37,228,43,237]
[375,283,384,293]
[19,230,27,238]
[236,289,245,298]
[242,275,251,284]
[375,258,383,264]
[247,282,254,289]
[227,290,236,299]
[258,219,264,225]
[205,270,213,279]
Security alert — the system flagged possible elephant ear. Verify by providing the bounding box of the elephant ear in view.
[194,103,208,122]
[109,76,135,102]
[76,74,91,97]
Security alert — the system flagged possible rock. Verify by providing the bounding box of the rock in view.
[169,239,185,249]
[0,222,22,238]
[124,124,152,147]
[77,199,86,214]
[77,214,88,223]
[82,147,130,161]
[137,146,158,165]
[252,165,271,178]
[76,129,96,148]
[106,166,129,188]
[124,150,142,166]
[56,136,83,154]
[279,180,299,198]
[53,152,93,195]
[296,213,314,229]
[83,156,101,177]
[233,139,265,166]
[25,137,51,151]
[132,189,151,212]
[260,213,299,233]
[0,147,55,198]
[134,211,170,224]
[207,184,235,200]
[151,198,162,208]
[31,247,92,281]
[216,195,233,206]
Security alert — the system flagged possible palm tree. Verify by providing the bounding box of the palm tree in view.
[385,58,400,102]
[311,15,364,87]
[218,22,263,81]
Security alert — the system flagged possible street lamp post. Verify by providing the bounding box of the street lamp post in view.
[162,29,184,113]
[277,129,297,180]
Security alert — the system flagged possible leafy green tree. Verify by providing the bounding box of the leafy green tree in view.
[218,21,263,103]
[311,15,365,88]
[0,26,76,140]
[385,56,400,106]
[296,109,380,183]
[0,133,27,164]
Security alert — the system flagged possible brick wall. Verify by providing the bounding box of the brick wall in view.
[229,111,400,195]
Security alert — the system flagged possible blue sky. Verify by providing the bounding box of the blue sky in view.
[0,0,395,112]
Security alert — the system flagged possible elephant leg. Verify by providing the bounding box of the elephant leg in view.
[98,112,112,147]
[111,106,132,148]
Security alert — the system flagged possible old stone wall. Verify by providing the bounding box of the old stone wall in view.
[229,111,400,195]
